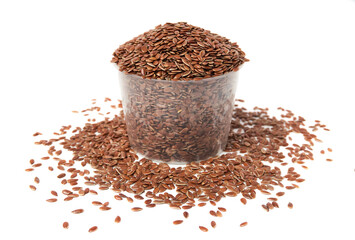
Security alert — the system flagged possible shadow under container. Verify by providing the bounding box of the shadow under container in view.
[119,71,238,164]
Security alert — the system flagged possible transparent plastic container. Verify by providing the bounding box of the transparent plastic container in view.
[118,71,238,164]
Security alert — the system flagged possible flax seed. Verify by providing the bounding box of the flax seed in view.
[34,177,40,184]
[240,222,248,227]
[88,226,97,233]
[71,209,84,214]
[211,221,216,228]
[173,220,183,225]
[115,216,121,223]
[131,207,143,212]
[63,222,69,229]
[199,226,208,232]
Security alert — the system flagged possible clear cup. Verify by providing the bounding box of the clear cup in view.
[118,70,238,164]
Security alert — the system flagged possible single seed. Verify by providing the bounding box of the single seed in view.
[216,210,223,217]
[199,226,208,232]
[64,197,73,201]
[173,220,183,225]
[183,211,189,219]
[63,222,69,229]
[29,185,36,191]
[88,226,97,233]
[327,148,333,152]
[276,192,285,197]
[29,159,35,165]
[288,202,293,209]
[72,209,84,214]
[326,158,333,162]
[41,157,50,160]
[57,173,66,178]
[240,221,248,227]
[146,204,156,208]
[46,198,57,203]
[211,221,216,228]
[240,198,247,205]
[320,150,325,154]
[131,207,143,212]
[218,207,227,212]
[92,201,102,206]
[99,206,111,211]
[210,210,217,217]
[34,177,40,184]
[25,168,34,172]
[115,216,121,223]
[198,203,206,207]
[51,191,58,196]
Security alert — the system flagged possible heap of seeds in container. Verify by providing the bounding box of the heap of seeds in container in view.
[111,22,248,80]
[112,22,249,162]
[28,98,332,232]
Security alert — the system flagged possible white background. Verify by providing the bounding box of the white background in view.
[1,0,355,239]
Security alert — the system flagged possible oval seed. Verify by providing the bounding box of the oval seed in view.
[288,202,293,209]
[71,209,84,214]
[63,222,69,229]
[240,221,248,227]
[29,185,36,191]
[34,177,40,184]
[183,211,189,219]
[131,207,143,212]
[199,226,208,232]
[173,220,183,225]
[88,226,98,233]
[211,221,216,228]
[115,216,121,223]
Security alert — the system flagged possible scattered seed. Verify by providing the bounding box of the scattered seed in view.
[327,148,333,152]
[57,173,66,178]
[131,207,143,212]
[211,221,216,228]
[183,211,189,219]
[218,207,227,212]
[46,198,57,203]
[173,220,183,225]
[63,222,69,229]
[199,226,208,232]
[326,158,333,162]
[276,192,285,197]
[240,222,248,227]
[51,191,58,196]
[71,209,84,214]
[25,168,34,172]
[34,177,40,184]
[240,198,247,205]
[92,201,102,206]
[288,202,293,209]
[112,216,121,224]
[88,226,98,233]
[29,185,36,191]
[99,206,111,211]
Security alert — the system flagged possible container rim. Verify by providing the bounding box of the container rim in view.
[114,63,242,83]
